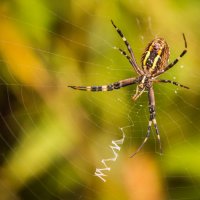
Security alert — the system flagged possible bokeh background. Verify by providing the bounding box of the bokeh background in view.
[0,0,200,200]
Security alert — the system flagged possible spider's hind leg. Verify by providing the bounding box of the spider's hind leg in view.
[130,86,162,158]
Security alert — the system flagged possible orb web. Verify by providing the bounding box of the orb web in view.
[0,1,200,200]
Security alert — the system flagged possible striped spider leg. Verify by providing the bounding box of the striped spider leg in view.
[130,87,162,157]
[68,77,139,92]
[69,20,189,157]
[152,79,189,89]
[111,20,144,75]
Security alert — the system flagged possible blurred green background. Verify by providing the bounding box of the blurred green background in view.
[0,0,200,200]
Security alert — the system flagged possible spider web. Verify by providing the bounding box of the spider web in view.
[0,1,200,200]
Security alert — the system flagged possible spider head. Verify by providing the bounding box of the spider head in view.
[141,38,170,75]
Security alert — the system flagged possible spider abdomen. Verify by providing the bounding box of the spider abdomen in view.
[141,38,170,74]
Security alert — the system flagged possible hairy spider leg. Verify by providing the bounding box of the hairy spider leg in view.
[148,87,162,154]
[113,47,137,69]
[130,119,152,158]
[132,85,145,101]
[111,20,143,75]
[68,77,139,92]
[132,75,146,101]
[130,87,162,157]
[153,79,189,89]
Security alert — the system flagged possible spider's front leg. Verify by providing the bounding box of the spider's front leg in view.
[130,86,162,158]
[132,75,146,101]
[132,85,145,101]
[148,87,162,155]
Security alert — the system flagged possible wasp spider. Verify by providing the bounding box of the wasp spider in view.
[69,20,189,157]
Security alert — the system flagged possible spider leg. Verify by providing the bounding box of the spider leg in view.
[132,85,145,101]
[154,33,187,77]
[130,120,152,158]
[152,118,162,155]
[130,86,162,157]
[68,77,139,92]
[132,76,146,101]
[153,79,189,89]
[113,46,137,68]
[148,87,162,154]
[111,20,143,75]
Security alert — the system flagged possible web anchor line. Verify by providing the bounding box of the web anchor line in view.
[94,129,125,182]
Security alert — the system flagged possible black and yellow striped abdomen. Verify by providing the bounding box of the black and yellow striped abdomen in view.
[141,38,170,74]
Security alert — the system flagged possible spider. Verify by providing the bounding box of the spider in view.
[68,20,189,157]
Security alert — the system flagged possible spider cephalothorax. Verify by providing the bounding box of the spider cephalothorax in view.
[69,20,189,157]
